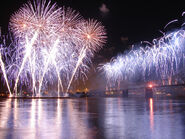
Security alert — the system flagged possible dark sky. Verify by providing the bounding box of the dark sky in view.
[0,0,184,49]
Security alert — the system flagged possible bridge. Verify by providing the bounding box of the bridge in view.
[89,83,185,98]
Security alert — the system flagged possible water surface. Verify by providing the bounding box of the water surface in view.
[0,97,185,139]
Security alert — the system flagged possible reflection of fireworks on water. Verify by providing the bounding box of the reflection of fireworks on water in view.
[0,0,106,97]
[101,16,185,89]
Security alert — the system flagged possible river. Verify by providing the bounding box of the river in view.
[0,97,184,139]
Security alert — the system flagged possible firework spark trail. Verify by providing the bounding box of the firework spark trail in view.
[66,46,87,93]
[101,27,185,87]
[0,0,106,96]
[164,19,178,29]
[14,32,38,95]
[50,51,64,97]
[29,48,36,96]
[0,53,12,95]
[66,19,106,92]
[9,0,63,96]
[38,38,60,97]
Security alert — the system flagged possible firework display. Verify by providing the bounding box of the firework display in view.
[101,16,185,89]
[0,0,106,97]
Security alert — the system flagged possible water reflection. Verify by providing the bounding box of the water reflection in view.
[0,99,11,128]
[149,98,154,131]
[0,98,184,139]
[30,99,36,128]
[104,98,125,139]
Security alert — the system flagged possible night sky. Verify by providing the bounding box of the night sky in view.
[1,0,184,51]
[0,0,184,90]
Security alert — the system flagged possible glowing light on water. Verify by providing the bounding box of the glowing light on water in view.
[0,99,11,128]
[30,99,36,128]
[149,98,154,131]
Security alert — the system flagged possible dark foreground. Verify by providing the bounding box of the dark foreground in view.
[0,97,185,139]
